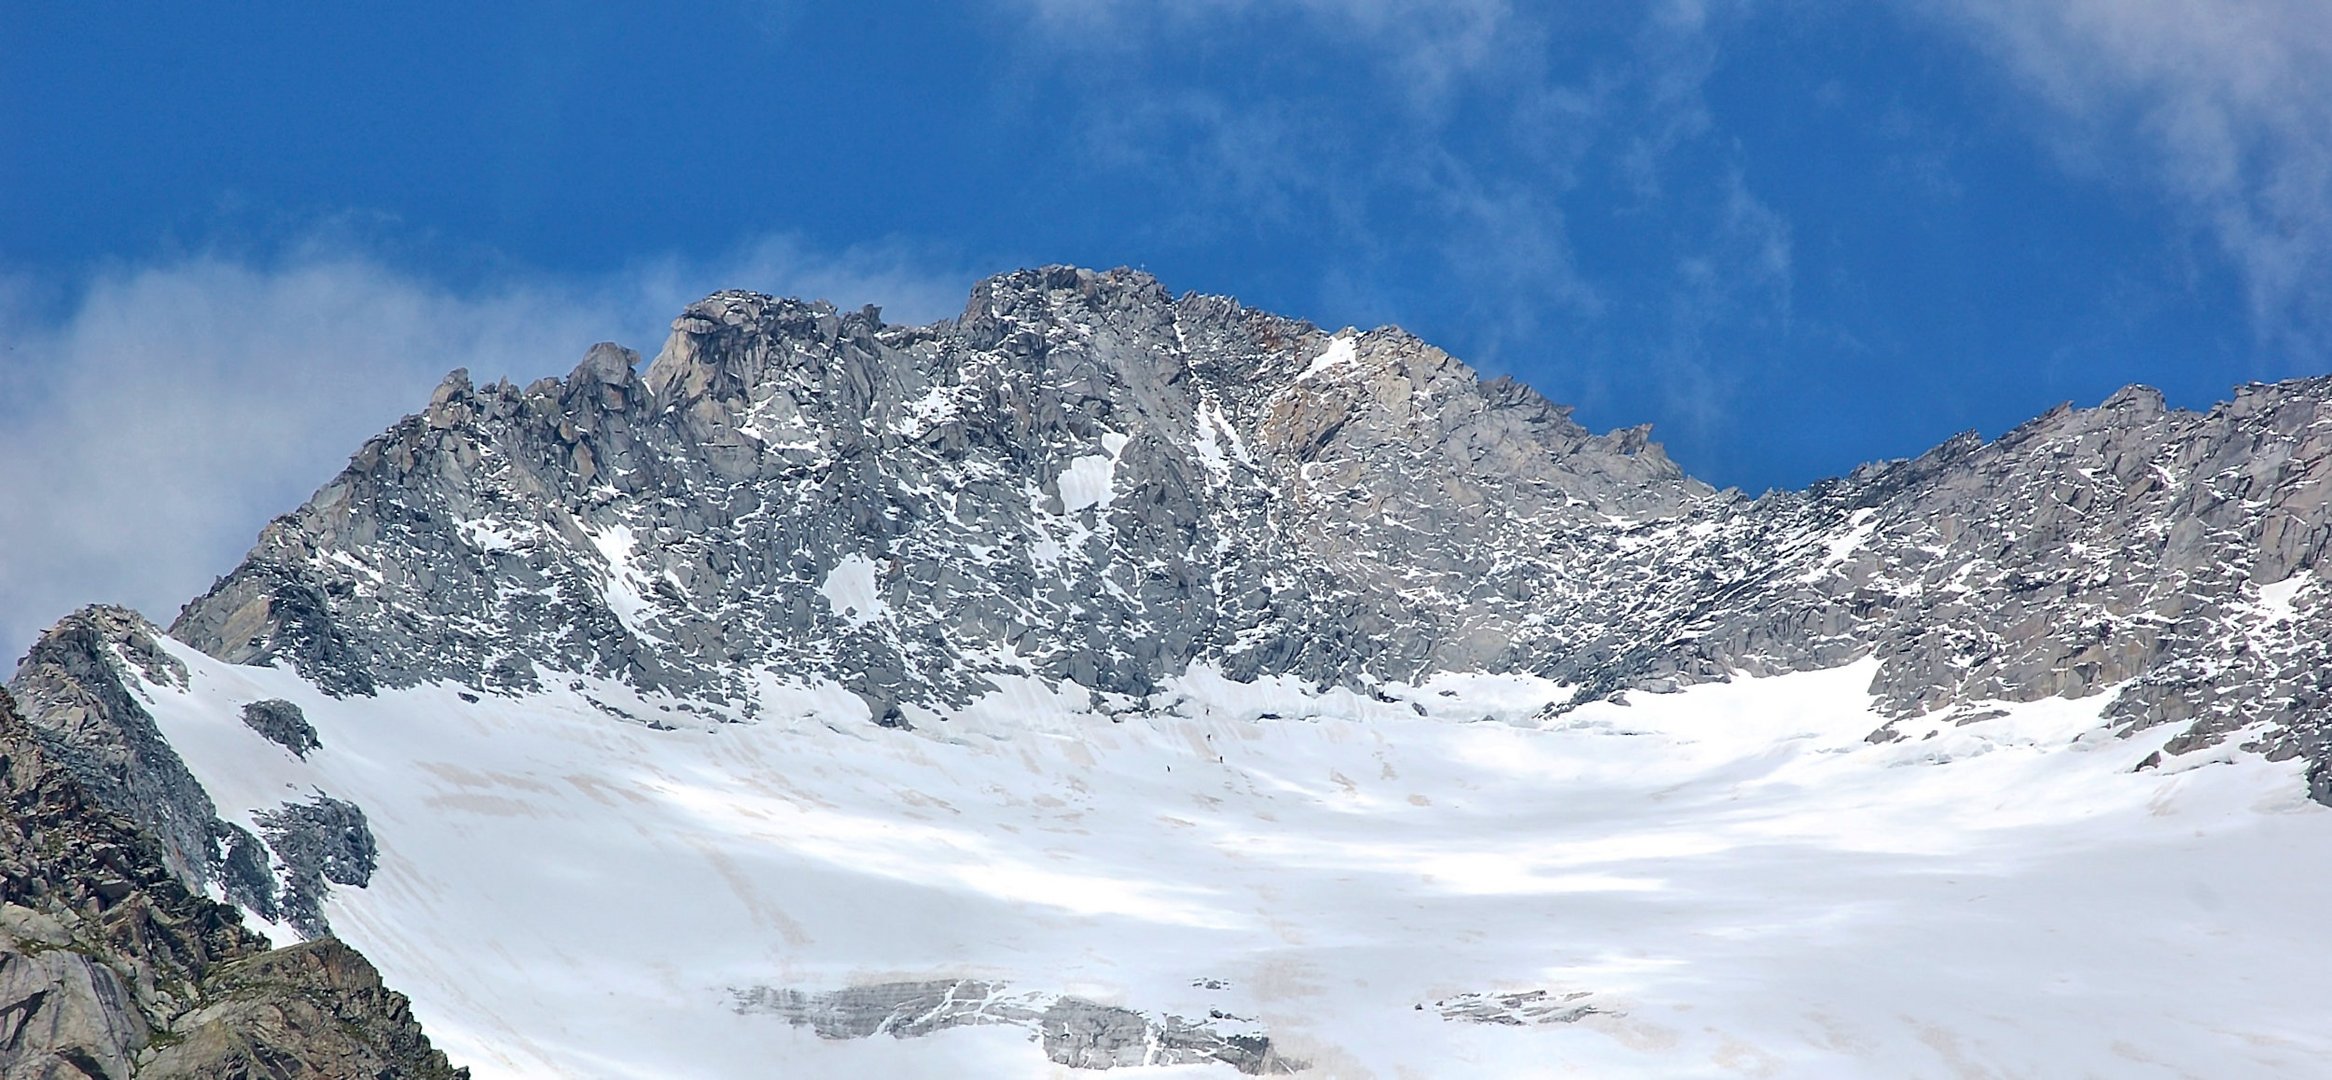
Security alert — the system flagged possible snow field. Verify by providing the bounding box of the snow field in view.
[134,648,2332,1078]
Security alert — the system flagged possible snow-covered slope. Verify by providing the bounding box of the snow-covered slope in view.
[122,641,2332,1077]
[12,265,2332,1077]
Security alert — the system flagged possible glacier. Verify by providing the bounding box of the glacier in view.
[124,642,2332,1077]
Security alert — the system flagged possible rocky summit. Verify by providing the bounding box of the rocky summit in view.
[169,266,2332,767]
[9,266,2332,1076]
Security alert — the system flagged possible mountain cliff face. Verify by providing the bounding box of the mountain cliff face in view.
[169,268,1705,720]
[1556,379,2332,774]
[165,265,2330,783]
[10,265,2332,1076]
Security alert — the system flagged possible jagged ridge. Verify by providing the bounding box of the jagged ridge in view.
[149,264,2332,789]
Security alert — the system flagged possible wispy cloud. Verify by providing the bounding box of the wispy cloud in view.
[1920,0,2332,353]
[0,237,972,664]
[1654,165,1797,442]
[1010,0,1524,116]
[996,0,1796,420]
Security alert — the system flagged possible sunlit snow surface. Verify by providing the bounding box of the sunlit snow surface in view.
[133,647,2332,1078]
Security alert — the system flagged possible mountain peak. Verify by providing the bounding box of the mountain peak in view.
[145,269,2332,793]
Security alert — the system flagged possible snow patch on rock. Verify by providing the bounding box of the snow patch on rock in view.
[819,555,887,627]
[1057,432,1132,514]
[1296,334,1357,382]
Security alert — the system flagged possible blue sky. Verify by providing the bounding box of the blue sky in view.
[2,1,2329,656]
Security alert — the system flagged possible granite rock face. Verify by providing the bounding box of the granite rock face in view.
[0,687,466,1079]
[167,268,1706,723]
[155,265,2332,791]
[1551,381,2332,771]
[137,938,460,1080]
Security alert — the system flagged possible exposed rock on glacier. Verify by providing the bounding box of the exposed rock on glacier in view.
[732,978,1302,1074]
[237,698,316,758]
[1432,989,1604,1026]
[253,793,376,940]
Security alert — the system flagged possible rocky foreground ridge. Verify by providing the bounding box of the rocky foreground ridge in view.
[151,265,2332,789]
[0,677,466,1079]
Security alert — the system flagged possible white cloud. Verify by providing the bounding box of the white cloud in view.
[1922,0,2332,351]
[1011,0,1522,116]
[0,238,973,665]
[995,0,1791,383]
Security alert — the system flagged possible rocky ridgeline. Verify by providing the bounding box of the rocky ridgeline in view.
[1556,379,2332,782]
[165,266,1707,721]
[140,265,2331,791]
[0,685,466,1079]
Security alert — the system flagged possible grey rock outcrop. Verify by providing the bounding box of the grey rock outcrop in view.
[1039,997,1297,1074]
[137,938,460,1079]
[1539,380,2332,769]
[253,795,376,940]
[1432,989,1603,1026]
[0,940,144,1080]
[732,978,1301,1073]
[238,699,317,758]
[155,265,2332,793]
